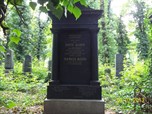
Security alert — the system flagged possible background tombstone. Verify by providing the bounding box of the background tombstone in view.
[5,49,14,73]
[44,3,105,114]
[48,60,52,72]
[45,60,52,82]
[0,60,2,65]
[115,54,124,78]
[105,68,112,78]
[23,55,32,74]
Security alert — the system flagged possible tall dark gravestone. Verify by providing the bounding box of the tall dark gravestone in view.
[44,4,105,114]
[23,55,32,73]
[115,54,124,78]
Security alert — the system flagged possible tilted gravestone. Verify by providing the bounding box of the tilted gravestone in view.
[23,55,32,73]
[5,49,14,73]
[115,54,124,78]
[44,3,105,114]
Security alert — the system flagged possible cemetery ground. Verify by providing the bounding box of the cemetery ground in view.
[0,60,151,114]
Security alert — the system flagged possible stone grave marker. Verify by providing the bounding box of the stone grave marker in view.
[44,3,105,114]
[45,60,52,82]
[105,68,111,78]
[0,60,2,65]
[48,60,52,71]
[5,49,14,73]
[115,54,124,78]
[23,55,32,73]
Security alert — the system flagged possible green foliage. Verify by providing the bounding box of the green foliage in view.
[29,2,37,10]
[29,0,87,19]
[10,29,22,44]
[0,0,89,58]
[116,16,130,55]
[5,3,32,60]
[144,8,152,76]
[72,6,82,19]
[63,0,84,19]
[9,0,23,5]
[0,45,5,52]
[86,0,100,9]
[51,5,63,19]
[32,12,51,60]
[100,62,152,113]
[132,0,149,60]
[32,59,48,80]
[0,61,47,109]
[4,2,51,61]
[0,1,151,113]
[98,0,117,64]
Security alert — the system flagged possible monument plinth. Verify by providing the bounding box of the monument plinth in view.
[44,4,105,114]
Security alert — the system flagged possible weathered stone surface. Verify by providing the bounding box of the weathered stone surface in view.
[115,54,124,77]
[0,60,2,65]
[5,49,14,73]
[47,85,101,99]
[44,99,105,114]
[45,60,52,82]
[23,55,32,73]
[48,60,52,71]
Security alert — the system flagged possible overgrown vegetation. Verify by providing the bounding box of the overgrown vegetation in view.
[0,0,151,113]
[0,60,47,113]
[99,62,152,113]
[0,61,151,113]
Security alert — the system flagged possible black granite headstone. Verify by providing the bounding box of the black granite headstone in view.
[47,4,102,100]
[115,54,124,77]
[23,55,32,73]
[59,29,91,85]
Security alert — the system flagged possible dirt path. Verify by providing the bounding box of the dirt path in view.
[0,106,116,114]
[105,110,116,114]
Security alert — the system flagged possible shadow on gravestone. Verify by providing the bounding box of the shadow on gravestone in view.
[23,55,32,74]
[115,54,124,78]
[5,49,14,73]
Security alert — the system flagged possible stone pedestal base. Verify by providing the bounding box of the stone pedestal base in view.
[47,85,101,99]
[44,99,105,114]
